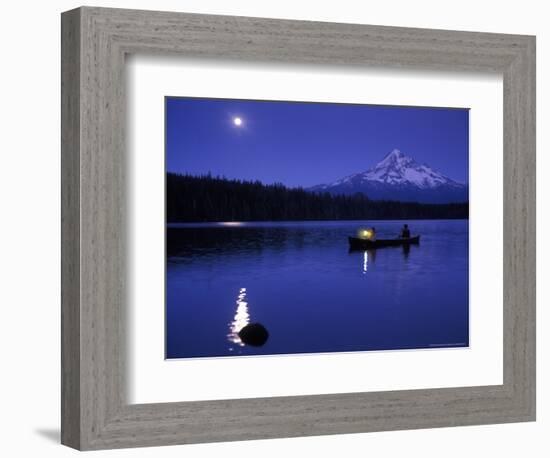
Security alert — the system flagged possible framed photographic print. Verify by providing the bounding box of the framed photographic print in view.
[61,6,536,450]
[165,98,470,360]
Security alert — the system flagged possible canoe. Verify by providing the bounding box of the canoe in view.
[348,235,420,250]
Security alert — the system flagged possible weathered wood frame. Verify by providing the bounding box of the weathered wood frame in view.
[61,6,536,450]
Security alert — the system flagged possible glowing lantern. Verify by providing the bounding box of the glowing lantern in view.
[358,228,374,240]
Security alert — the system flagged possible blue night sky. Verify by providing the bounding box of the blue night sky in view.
[166,97,469,188]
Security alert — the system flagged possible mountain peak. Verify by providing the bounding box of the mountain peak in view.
[387,148,405,158]
[365,149,458,189]
[376,148,415,170]
[308,149,468,204]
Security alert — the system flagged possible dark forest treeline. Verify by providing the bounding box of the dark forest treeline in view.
[167,173,468,222]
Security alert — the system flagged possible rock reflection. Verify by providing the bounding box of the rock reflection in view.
[228,288,250,347]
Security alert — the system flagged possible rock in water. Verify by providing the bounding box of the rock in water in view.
[238,323,269,347]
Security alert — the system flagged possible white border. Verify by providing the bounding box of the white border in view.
[127,56,503,404]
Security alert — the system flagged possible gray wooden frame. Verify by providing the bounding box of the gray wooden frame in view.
[61,6,536,451]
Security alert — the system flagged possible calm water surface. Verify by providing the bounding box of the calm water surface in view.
[166,220,469,359]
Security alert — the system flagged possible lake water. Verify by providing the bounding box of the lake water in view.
[166,219,469,359]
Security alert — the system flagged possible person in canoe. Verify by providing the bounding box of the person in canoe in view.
[400,224,411,238]
[349,226,419,250]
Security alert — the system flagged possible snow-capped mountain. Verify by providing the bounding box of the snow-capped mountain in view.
[309,149,468,204]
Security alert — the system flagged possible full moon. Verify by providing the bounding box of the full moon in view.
[233,117,243,127]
